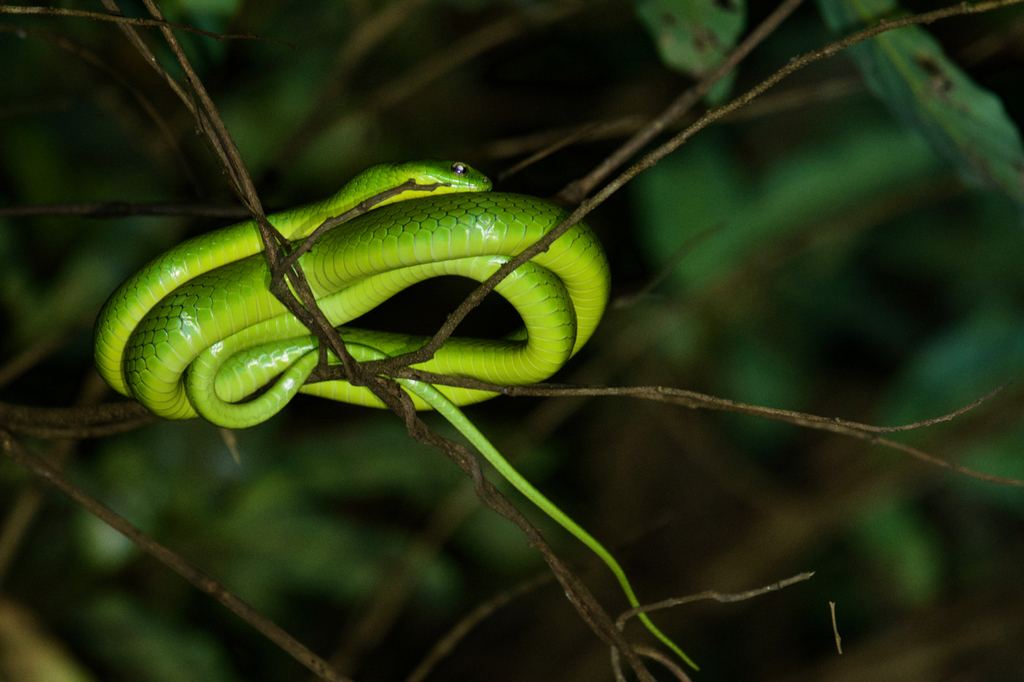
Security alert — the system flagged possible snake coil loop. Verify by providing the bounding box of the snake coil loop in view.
[92,160,696,669]
[94,161,609,429]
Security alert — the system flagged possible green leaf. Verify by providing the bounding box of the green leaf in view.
[817,0,1024,205]
[632,121,943,295]
[78,595,238,682]
[207,505,412,611]
[634,0,747,102]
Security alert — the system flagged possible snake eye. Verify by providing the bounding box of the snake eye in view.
[451,162,467,175]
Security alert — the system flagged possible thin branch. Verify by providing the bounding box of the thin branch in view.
[0,373,108,586]
[0,428,355,682]
[0,4,291,45]
[0,201,250,220]
[0,399,154,428]
[363,383,658,682]
[136,0,252,199]
[499,382,1011,435]
[367,2,583,112]
[497,121,609,183]
[361,374,1020,486]
[482,116,646,161]
[323,483,483,678]
[483,76,863,167]
[270,0,430,172]
[610,222,727,311]
[97,0,206,145]
[617,572,815,622]
[485,73,862,162]
[273,0,582,172]
[558,0,808,204]
[719,75,864,121]
[830,601,843,654]
[0,396,161,438]
[0,22,202,192]
[404,572,555,682]
[4,376,1017,486]
[620,645,694,682]
[610,573,814,682]
[501,384,1024,487]
[0,416,163,439]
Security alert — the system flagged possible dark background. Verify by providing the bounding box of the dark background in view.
[2,1,1023,681]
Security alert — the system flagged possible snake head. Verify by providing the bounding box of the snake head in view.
[402,159,492,194]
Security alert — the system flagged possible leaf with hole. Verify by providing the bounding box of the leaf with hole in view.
[634,0,747,103]
[817,0,1024,205]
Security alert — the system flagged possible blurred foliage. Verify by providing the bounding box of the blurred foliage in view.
[817,0,1024,203]
[2,0,1024,681]
[635,0,747,102]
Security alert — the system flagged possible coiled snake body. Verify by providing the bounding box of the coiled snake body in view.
[94,160,608,428]
[93,160,695,669]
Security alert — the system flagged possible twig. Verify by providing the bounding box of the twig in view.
[482,116,646,161]
[0,418,162,439]
[0,428,355,682]
[0,400,154,428]
[830,601,843,654]
[614,645,694,682]
[0,202,250,220]
[610,573,815,682]
[96,0,213,130]
[4,377,1018,486]
[404,572,555,682]
[366,375,1020,486]
[0,23,201,192]
[323,482,482,677]
[499,382,1011,435]
[610,222,727,310]
[273,0,582,172]
[367,2,583,112]
[618,571,815,622]
[0,373,107,586]
[482,75,864,164]
[0,4,291,45]
[270,0,430,172]
[497,121,608,183]
[365,383,659,682]
[502,384,1024,487]
[557,0,808,204]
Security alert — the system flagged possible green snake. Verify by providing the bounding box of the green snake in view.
[93,159,696,669]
